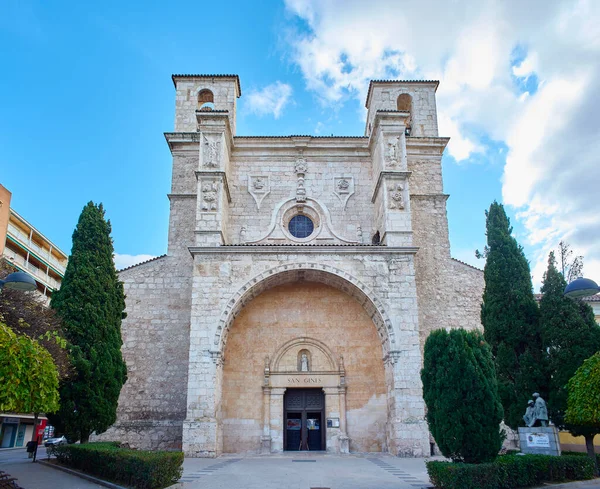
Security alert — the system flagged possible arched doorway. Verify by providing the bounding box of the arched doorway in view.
[220,281,387,454]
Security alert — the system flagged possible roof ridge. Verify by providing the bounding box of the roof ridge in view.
[451,257,483,272]
[118,254,167,272]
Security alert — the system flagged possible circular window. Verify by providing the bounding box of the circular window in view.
[288,215,314,239]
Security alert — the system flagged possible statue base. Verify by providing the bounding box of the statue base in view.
[518,426,561,456]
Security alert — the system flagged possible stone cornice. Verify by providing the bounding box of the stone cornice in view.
[372,171,412,203]
[410,193,450,201]
[167,193,196,200]
[188,245,419,255]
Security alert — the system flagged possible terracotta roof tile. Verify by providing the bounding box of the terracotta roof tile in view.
[366,79,439,107]
[118,254,167,272]
[171,74,241,96]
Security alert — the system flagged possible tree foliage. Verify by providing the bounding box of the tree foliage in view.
[540,252,600,429]
[557,241,584,283]
[0,321,59,413]
[480,201,544,429]
[0,261,71,379]
[422,328,505,463]
[565,352,600,475]
[49,202,127,443]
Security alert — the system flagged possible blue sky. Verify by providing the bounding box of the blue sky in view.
[2,0,599,288]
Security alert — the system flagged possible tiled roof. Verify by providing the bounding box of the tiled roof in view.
[118,254,167,272]
[451,257,483,272]
[534,293,600,303]
[366,79,439,107]
[222,243,377,247]
[235,135,367,139]
[171,74,242,96]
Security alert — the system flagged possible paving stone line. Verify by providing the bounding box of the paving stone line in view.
[179,458,242,482]
[366,458,429,487]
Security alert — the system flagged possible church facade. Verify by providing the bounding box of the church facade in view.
[96,74,484,457]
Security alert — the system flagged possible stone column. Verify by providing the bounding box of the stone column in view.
[261,386,272,454]
[270,388,286,452]
[182,350,221,457]
[338,385,349,454]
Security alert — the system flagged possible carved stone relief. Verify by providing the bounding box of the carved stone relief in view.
[201,181,219,211]
[384,136,401,168]
[388,183,404,210]
[356,225,363,244]
[294,155,308,203]
[248,175,270,210]
[332,176,355,209]
[202,134,221,169]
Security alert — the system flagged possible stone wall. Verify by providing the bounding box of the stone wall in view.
[92,254,192,450]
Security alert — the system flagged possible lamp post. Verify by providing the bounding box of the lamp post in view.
[564,277,600,299]
[0,271,37,291]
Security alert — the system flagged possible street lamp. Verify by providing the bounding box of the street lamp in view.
[564,277,600,299]
[0,271,37,291]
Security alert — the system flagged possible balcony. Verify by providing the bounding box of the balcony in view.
[2,248,61,291]
[6,223,67,274]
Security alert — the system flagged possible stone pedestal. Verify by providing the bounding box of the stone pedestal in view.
[518,426,561,456]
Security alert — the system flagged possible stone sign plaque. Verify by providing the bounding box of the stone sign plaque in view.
[518,426,561,456]
[526,433,550,448]
[269,372,340,388]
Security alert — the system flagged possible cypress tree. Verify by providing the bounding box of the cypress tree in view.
[421,328,504,463]
[480,201,543,429]
[540,251,600,428]
[49,202,127,443]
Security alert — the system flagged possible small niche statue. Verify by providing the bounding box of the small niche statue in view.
[300,353,309,372]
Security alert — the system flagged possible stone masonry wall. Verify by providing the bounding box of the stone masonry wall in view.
[92,254,192,450]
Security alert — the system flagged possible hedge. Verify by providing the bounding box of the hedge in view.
[427,454,595,489]
[52,442,183,489]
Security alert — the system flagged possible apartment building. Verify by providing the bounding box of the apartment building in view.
[0,184,68,303]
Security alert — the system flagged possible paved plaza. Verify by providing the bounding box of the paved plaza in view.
[2,447,600,489]
[177,452,433,489]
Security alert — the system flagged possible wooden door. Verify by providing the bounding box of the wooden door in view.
[284,388,325,451]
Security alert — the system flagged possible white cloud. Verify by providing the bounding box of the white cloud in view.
[283,0,600,286]
[114,253,156,270]
[245,81,293,119]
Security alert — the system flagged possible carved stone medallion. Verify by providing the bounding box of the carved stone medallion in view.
[388,183,404,210]
[201,181,219,211]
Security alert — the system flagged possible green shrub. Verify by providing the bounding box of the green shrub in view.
[422,328,504,463]
[53,442,183,489]
[427,454,595,489]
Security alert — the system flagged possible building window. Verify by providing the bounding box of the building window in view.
[288,215,314,239]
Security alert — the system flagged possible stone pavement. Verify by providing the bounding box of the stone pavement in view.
[0,446,104,489]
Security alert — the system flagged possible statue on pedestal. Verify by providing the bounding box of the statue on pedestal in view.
[533,393,548,427]
[523,400,536,427]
